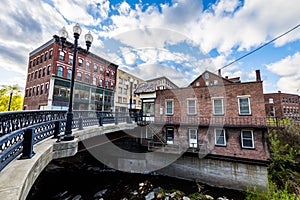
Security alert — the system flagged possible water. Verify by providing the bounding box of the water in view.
[26,150,246,200]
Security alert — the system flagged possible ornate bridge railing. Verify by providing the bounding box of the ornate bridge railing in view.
[143,116,300,128]
[0,110,134,172]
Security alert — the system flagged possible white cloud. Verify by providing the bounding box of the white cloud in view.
[266,52,300,93]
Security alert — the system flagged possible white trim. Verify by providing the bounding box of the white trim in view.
[188,128,198,148]
[187,98,197,115]
[213,98,224,115]
[238,97,251,115]
[241,130,254,149]
[214,128,226,146]
[165,99,174,115]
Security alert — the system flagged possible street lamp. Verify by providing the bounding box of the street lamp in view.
[129,78,137,117]
[8,89,13,111]
[58,23,93,141]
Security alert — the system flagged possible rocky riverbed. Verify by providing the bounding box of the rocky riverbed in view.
[26,151,245,200]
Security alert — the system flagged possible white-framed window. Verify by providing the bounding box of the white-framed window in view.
[68,54,73,64]
[215,128,226,146]
[59,51,65,61]
[77,72,82,81]
[57,66,63,76]
[213,98,224,115]
[85,74,90,83]
[165,99,174,115]
[238,97,251,115]
[241,130,254,149]
[269,98,274,104]
[93,77,97,85]
[67,69,72,79]
[188,128,198,148]
[187,99,196,115]
[78,58,83,67]
[86,61,90,70]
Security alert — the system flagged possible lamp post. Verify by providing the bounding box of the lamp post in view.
[8,89,13,111]
[58,23,93,141]
[129,78,137,117]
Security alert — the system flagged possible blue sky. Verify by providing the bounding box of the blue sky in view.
[0,0,300,94]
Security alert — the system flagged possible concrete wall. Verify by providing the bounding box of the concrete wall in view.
[148,153,268,191]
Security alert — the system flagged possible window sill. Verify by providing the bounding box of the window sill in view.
[239,114,252,116]
[215,144,226,147]
[242,147,255,150]
[213,114,224,116]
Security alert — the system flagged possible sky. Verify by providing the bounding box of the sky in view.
[0,0,300,94]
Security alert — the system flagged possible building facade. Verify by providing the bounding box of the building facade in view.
[115,69,144,113]
[264,91,300,119]
[23,36,118,111]
[135,76,179,121]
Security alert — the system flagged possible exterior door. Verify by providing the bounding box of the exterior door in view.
[189,129,198,148]
[166,128,174,144]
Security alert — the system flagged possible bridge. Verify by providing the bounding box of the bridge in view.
[0,110,299,200]
[0,110,137,200]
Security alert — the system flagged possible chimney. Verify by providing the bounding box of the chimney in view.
[255,70,261,82]
[225,76,228,79]
[218,69,221,76]
[278,91,281,93]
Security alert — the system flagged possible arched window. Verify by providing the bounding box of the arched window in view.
[85,74,90,83]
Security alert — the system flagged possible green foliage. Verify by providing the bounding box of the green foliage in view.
[246,181,299,200]
[246,127,300,199]
[0,85,23,111]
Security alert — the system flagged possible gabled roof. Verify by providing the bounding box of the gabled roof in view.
[189,70,234,87]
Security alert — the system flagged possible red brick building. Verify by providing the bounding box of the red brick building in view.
[264,91,300,119]
[23,36,118,111]
[139,70,269,163]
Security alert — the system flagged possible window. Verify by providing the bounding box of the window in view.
[49,50,53,59]
[119,78,123,84]
[68,54,73,64]
[93,77,97,85]
[78,58,83,67]
[77,72,82,81]
[205,81,209,86]
[100,66,104,74]
[187,99,196,115]
[42,67,46,77]
[86,61,90,70]
[67,69,72,79]
[57,66,63,76]
[213,98,224,115]
[118,97,122,103]
[85,74,90,83]
[47,65,51,75]
[40,84,44,95]
[59,51,65,61]
[238,97,251,115]
[45,83,49,94]
[111,72,115,79]
[106,70,110,77]
[269,98,274,104]
[36,85,39,96]
[189,129,198,148]
[215,128,226,146]
[166,100,173,115]
[123,88,127,95]
[241,130,254,149]
[118,87,122,94]
[92,64,97,72]
[40,55,43,63]
[214,80,218,85]
[105,80,109,88]
[38,69,41,78]
[44,52,48,61]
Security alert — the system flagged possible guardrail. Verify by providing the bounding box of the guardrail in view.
[0,110,135,172]
[146,116,300,128]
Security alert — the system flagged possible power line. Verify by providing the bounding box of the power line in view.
[218,24,300,71]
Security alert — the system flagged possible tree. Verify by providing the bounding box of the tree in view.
[0,85,23,112]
